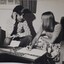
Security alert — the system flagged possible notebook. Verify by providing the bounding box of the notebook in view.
[9,40,20,47]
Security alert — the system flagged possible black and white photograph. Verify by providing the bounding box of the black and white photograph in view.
[0,0,64,64]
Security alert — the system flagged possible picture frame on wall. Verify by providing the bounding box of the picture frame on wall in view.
[0,0,6,4]
[7,0,14,4]
[0,0,20,5]
[15,0,20,4]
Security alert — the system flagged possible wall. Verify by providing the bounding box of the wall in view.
[0,5,17,36]
[34,0,64,32]
[0,0,64,36]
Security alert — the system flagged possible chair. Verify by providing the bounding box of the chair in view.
[59,17,64,64]
[60,17,64,41]
[0,27,6,47]
[23,9,36,39]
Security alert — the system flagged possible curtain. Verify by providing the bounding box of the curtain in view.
[20,0,37,13]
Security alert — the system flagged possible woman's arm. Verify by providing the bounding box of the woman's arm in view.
[41,24,61,44]
[50,24,61,44]
[30,26,43,48]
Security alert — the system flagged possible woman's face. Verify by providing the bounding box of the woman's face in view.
[41,15,54,32]
[12,12,23,22]
[41,15,53,26]
[41,15,52,23]
[17,14,23,22]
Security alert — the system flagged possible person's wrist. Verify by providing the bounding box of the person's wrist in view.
[26,45,32,51]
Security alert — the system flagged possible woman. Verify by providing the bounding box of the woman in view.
[29,11,61,49]
[28,11,61,64]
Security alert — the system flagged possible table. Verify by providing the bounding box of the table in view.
[0,47,47,63]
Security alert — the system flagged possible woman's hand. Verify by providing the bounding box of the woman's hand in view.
[26,45,32,51]
[17,33,26,37]
[10,34,19,39]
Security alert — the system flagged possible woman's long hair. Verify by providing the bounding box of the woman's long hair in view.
[42,11,56,32]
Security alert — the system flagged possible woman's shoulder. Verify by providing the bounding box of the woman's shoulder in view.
[54,22,61,30]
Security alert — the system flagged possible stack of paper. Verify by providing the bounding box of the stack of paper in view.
[17,47,46,56]
[23,54,38,60]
